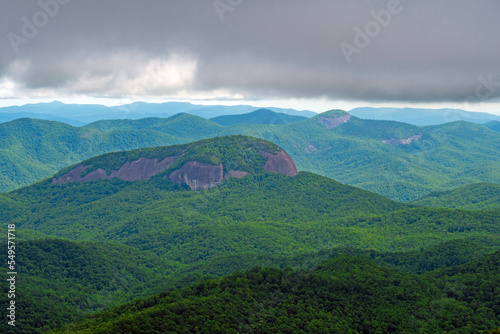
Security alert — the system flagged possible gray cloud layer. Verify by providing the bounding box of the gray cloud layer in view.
[1,0,499,103]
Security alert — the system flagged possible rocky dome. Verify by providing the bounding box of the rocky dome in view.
[315,110,352,129]
[51,136,298,190]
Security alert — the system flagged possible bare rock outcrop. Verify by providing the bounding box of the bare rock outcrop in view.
[52,157,178,184]
[382,133,422,146]
[261,150,298,177]
[225,170,249,179]
[168,150,297,190]
[51,142,299,190]
[169,162,224,190]
[318,115,351,129]
[109,157,177,181]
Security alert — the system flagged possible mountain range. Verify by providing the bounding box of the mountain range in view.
[4,102,500,127]
[1,135,499,333]
[0,101,315,125]
[1,109,499,202]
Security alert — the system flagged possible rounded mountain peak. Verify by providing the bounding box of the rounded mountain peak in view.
[51,135,298,190]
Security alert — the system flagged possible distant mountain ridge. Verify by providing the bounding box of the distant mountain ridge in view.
[0,101,315,125]
[210,108,307,126]
[350,107,500,126]
[49,251,500,334]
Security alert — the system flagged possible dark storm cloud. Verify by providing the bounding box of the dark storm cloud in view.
[1,0,499,102]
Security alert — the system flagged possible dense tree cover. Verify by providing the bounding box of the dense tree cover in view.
[0,238,181,333]
[0,118,182,192]
[271,118,500,201]
[50,252,500,333]
[1,135,499,332]
[1,177,499,331]
[2,112,500,202]
[3,236,496,333]
[85,113,225,142]
[5,169,499,263]
[485,120,500,132]
[127,237,500,300]
[210,109,307,126]
[412,182,500,210]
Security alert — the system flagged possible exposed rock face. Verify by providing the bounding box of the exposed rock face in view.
[382,133,423,146]
[168,150,297,190]
[110,157,178,181]
[226,170,249,179]
[169,162,224,190]
[305,144,318,153]
[261,150,298,177]
[318,115,351,129]
[51,145,299,190]
[52,157,177,184]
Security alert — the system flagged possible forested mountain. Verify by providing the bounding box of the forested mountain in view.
[485,120,500,132]
[210,108,307,126]
[412,183,500,210]
[50,251,500,334]
[0,237,181,333]
[0,111,85,126]
[0,118,181,192]
[4,136,498,256]
[1,111,499,202]
[2,136,499,333]
[260,112,500,201]
[0,101,314,125]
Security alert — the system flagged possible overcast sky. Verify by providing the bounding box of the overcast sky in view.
[1,0,500,113]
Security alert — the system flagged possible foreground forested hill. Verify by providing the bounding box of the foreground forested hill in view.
[50,251,500,334]
[1,235,498,333]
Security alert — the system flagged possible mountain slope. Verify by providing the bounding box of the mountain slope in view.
[0,111,84,126]
[2,111,500,202]
[0,101,315,125]
[2,136,499,332]
[411,183,500,210]
[236,111,500,201]
[485,120,500,132]
[3,136,499,257]
[210,108,307,126]
[51,252,500,334]
[0,118,183,192]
